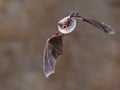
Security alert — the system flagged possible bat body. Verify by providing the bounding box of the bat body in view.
[43,11,115,78]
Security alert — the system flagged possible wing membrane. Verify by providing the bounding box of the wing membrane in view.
[43,32,64,77]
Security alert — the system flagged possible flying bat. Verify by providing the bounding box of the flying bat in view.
[43,11,115,78]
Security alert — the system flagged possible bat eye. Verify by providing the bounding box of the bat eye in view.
[58,16,76,34]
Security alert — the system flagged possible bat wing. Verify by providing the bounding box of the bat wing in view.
[43,32,64,77]
[69,11,115,34]
[82,18,115,34]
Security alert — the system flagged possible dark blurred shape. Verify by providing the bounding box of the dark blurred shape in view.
[109,0,120,8]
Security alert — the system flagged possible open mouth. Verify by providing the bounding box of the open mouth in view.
[62,25,68,30]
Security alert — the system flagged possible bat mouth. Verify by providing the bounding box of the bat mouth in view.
[58,16,76,34]
[62,25,68,30]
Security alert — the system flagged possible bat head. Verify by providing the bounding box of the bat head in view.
[58,16,76,34]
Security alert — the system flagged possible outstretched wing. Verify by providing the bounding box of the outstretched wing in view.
[69,11,115,34]
[82,18,115,34]
[43,32,64,77]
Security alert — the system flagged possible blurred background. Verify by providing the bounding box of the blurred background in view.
[0,0,120,90]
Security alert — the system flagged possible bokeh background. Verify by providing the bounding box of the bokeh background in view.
[0,0,120,90]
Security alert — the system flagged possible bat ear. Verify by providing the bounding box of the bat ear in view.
[43,32,64,77]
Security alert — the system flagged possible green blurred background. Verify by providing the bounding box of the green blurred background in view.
[0,0,120,90]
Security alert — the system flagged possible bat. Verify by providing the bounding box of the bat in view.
[43,11,115,78]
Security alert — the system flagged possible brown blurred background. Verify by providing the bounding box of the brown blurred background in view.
[0,0,120,90]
